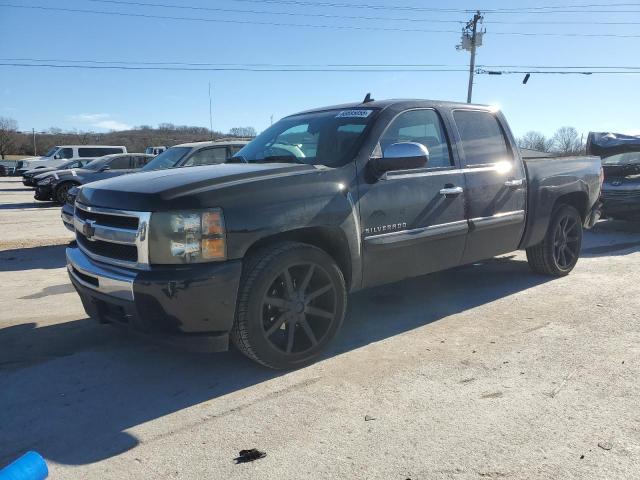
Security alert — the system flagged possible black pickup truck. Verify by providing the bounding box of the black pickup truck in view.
[66,99,602,369]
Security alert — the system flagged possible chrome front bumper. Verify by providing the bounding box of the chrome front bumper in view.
[61,210,74,232]
[66,247,136,301]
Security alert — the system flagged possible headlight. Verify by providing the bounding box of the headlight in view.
[38,177,54,185]
[148,208,227,264]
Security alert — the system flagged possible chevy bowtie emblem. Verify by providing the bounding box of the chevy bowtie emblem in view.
[83,220,97,240]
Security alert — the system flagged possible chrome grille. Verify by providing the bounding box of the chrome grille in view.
[74,202,151,269]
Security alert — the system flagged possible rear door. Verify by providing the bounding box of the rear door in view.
[450,109,526,263]
[359,108,469,288]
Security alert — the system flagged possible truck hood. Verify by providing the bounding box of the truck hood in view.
[78,163,318,211]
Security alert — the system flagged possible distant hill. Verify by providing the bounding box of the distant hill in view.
[12,125,252,155]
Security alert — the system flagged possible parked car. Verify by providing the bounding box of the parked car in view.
[587,132,640,221]
[58,141,248,231]
[35,153,153,204]
[17,145,127,174]
[22,159,92,187]
[65,98,602,369]
[140,140,248,171]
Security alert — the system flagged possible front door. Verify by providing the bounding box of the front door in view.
[451,109,527,264]
[358,108,469,288]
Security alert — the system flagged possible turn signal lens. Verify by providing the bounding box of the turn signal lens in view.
[202,238,226,259]
[202,211,224,235]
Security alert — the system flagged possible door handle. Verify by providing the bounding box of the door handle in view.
[504,179,524,188]
[439,186,464,197]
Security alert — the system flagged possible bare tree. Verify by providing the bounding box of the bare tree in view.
[228,126,257,138]
[518,131,552,152]
[551,127,584,156]
[0,116,18,159]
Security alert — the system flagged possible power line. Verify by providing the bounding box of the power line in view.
[82,0,640,25]
[3,4,639,37]
[3,58,640,70]
[197,0,640,14]
[1,62,639,75]
[0,62,470,72]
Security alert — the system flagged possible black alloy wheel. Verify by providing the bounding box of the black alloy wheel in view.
[553,214,580,269]
[526,204,583,276]
[261,262,337,355]
[232,242,347,369]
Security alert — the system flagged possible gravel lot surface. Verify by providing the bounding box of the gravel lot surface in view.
[1,177,639,479]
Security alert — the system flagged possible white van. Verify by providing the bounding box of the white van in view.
[17,145,127,173]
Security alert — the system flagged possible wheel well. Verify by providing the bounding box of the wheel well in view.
[553,191,589,221]
[244,227,352,289]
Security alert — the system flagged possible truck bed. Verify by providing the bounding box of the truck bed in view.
[519,155,602,249]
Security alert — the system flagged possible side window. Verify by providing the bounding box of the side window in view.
[228,145,244,156]
[78,148,96,157]
[108,156,131,170]
[452,110,512,166]
[58,148,74,159]
[183,148,227,167]
[380,109,453,168]
[132,155,151,168]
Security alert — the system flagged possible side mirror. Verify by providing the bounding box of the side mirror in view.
[99,165,110,172]
[53,154,61,160]
[369,142,429,177]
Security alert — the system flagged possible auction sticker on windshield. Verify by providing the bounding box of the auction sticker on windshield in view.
[335,110,373,118]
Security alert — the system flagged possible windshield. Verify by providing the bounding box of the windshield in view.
[44,147,58,158]
[602,152,640,166]
[141,147,191,171]
[234,108,378,167]
[60,160,79,169]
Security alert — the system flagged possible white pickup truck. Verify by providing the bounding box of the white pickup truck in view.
[17,145,127,174]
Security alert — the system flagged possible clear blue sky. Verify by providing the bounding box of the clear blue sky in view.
[1,0,638,138]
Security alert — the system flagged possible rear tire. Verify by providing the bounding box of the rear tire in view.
[526,204,583,276]
[231,242,347,370]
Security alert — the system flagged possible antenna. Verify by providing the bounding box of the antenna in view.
[208,81,214,140]
[362,93,374,103]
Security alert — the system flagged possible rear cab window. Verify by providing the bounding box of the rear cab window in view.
[452,110,513,166]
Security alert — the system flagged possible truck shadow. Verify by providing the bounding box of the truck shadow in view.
[0,245,69,272]
[0,255,550,467]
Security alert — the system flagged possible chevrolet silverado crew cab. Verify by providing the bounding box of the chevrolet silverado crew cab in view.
[66,99,602,369]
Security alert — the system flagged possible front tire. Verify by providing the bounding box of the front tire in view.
[526,204,583,276]
[231,242,347,370]
[55,182,75,204]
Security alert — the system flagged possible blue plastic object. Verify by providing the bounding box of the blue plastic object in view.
[0,452,48,480]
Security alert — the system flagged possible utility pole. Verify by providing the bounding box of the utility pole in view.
[32,128,36,155]
[457,10,484,103]
[208,81,214,140]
